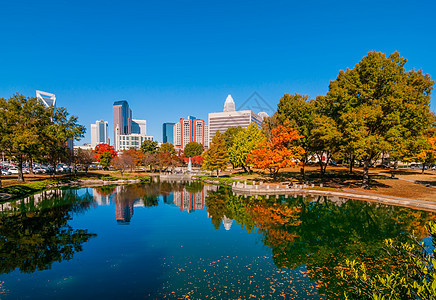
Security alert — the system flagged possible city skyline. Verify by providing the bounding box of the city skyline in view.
[1,0,435,144]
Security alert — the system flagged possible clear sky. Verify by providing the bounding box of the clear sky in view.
[1,0,435,143]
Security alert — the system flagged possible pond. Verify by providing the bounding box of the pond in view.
[0,182,434,299]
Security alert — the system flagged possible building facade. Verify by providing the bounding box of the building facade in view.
[132,119,146,135]
[113,100,132,143]
[115,131,154,151]
[162,122,175,143]
[208,95,262,146]
[90,120,109,148]
[173,116,208,150]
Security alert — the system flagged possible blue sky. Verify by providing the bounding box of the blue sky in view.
[1,0,435,143]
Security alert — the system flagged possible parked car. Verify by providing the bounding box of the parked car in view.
[33,167,45,174]
[1,169,11,175]
[8,168,19,174]
[376,164,390,169]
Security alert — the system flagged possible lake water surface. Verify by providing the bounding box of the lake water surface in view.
[0,182,433,299]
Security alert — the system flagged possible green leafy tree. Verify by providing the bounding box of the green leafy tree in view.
[140,139,158,154]
[40,106,85,177]
[223,126,243,149]
[202,131,228,177]
[308,110,342,175]
[322,51,434,189]
[228,123,265,172]
[275,94,315,177]
[184,141,204,158]
[0,95,46,182]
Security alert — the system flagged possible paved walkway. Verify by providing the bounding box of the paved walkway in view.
[232,183,436,212]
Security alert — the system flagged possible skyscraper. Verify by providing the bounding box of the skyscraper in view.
[163,122,175,143]
[90,120,109,148]
[36,90,56,107]
[113,100,132,140]
[132,119,147,135]
[208,94,262,146]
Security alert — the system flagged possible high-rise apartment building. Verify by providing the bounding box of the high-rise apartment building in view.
[208,95,262,146]
[173,116,208,150]
[163,123,175,143]
[90,120,109,148]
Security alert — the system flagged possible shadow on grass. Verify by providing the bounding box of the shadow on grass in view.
[255,168,395,190]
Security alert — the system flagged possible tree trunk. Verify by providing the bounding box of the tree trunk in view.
[29,156,34,175]
[216,170,219,178]
[300,167,305,180]
[17,157,24,182]
[349,155,354,174]
[0,171,2,188]
[362,160,370,189]
[242,165,248,173]
[422,163,426,174]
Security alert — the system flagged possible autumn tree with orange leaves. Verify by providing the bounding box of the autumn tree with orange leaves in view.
[247,125,305,180]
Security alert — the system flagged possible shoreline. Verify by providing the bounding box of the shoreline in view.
[0,178,144,202]
[1,175,435,213]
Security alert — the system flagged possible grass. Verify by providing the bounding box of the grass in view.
[0,180,56,198]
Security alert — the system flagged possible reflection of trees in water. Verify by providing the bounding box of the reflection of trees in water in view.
[205,188,229,229]
[205,188,436,298]
[0,190,96,274]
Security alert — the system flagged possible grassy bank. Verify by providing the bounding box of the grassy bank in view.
[0,171,152,200]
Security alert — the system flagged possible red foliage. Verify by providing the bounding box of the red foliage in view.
[94,143,117,161]
[182,155,204,165]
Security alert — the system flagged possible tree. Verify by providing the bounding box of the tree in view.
[307,111,342,175]
[0,95,48,182]
[275,94,315,177]
[121,148,144,171]
[0,94,84,181]
[76,148,95,174]
[184,142,204,158]
[228,123,265,172]
[202,131,228,177]
[40,106,85,177]
[223,126,243,149]
[157,143,177,172]
[247,125,305,180]
[143,152,158,172]
[414,127,436,174]
[0,97,6,187]
[322,51,434,189]
[140,139,158,154]
[112,155,129,177]
[94,143,117,170]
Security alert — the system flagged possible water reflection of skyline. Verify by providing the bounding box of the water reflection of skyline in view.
[92,184,221,225]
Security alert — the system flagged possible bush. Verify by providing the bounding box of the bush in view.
[341,221,436,299]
